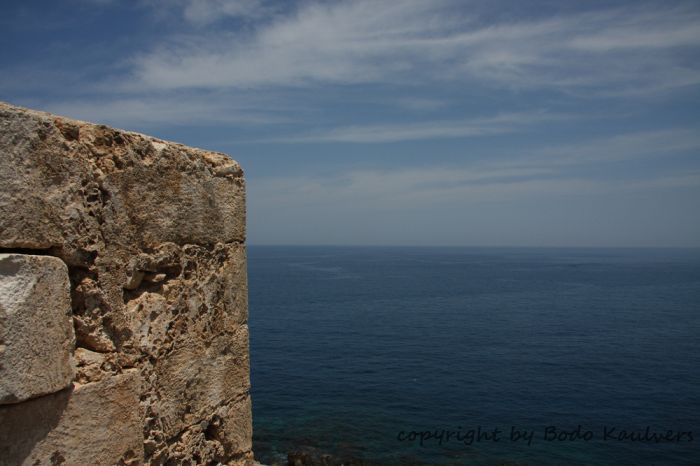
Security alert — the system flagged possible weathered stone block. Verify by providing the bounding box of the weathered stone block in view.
[0,370,143,466]
[0,254,75,404]
[0,102,246,256]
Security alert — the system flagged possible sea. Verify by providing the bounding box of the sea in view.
[248,246,700,465]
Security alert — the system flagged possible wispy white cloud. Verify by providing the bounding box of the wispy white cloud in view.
[250,166,700,214]
[41,93,292,128]
[181,0,275,25]
[248,160,700,246]
[569,11,700,51]
[395,98,449,112]
[268,111,566,143]
[121,0,700,94]
[250,167,562,209]
[250,128,700,210]
[502,128,700,168]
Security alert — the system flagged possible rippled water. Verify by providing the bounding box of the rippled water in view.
[248,246,700,465]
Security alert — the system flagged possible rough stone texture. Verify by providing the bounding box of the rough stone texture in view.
[0,253,75,404]
[0,370,143,466]
[0,102,253,464]
[0,103,245,254]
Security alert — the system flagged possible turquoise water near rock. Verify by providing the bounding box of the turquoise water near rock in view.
[248,246,700,465]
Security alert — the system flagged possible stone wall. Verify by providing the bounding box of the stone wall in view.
[0,102,253,465]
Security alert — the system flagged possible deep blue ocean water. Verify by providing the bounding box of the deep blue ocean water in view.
[248,246,700,465]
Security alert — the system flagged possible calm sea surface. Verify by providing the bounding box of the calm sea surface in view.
[248,246,700,465]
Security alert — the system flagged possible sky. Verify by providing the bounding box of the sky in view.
[1,0,699,247]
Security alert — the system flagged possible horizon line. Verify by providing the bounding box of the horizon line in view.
[246,243,700,249]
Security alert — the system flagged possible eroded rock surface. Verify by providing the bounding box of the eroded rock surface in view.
[0,101,253,465]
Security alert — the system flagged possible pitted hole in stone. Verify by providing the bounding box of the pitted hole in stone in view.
[204,416,221,441]
[50,450,66,466]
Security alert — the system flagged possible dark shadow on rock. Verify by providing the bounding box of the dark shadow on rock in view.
[0,385,72,466]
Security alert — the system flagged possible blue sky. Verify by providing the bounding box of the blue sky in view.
[2,0,699,246]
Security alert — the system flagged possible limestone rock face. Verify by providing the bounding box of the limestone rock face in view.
[0,102,253,465]
[0,254,75,404]
[0,371,143,466]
